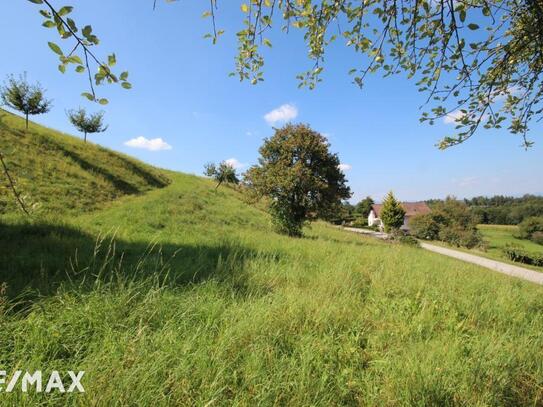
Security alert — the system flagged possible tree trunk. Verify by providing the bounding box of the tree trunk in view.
[84,132,87,143]
[215,180,223,190]
[25,113,29,130]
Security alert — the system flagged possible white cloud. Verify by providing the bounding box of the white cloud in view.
[264,104,298,125]
[443,110,466,124]
[225,158,246,169]
[124,136,172,151]
[338,163,352,172]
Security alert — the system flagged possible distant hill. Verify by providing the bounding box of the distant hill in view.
[0,109,170,215]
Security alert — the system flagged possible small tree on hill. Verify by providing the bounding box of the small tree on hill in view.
[380,191,405,233]
[204,161,240,190]
[244,124,351,237]
[0,74,52,130]
[67,108,107,143]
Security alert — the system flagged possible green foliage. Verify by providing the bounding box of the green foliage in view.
[202,0,543,147]
[396,233,420,247]
[203,161,240,189]
[517,216,543,244]
[0,109,169,216]
[409,213,440,240]
[67,107,108,142]
[244,124,351,236]
[354,196,374,218]
[27,1,543,147]
[351,217,368,228]
[380,191,405,233]
[503,245,543,267]
[27,0,131,105]
[461,194,543,225]
[411,197,482,248]
[0,73,52,129]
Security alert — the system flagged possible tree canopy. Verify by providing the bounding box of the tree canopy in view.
[204,161,240,189]
[1,74,52,129]
[244,123,351,236]
[26,0,543,148]
[67,108,108,142]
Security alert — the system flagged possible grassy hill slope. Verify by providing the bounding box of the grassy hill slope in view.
[0,109,169,216]
[1,118,543,405]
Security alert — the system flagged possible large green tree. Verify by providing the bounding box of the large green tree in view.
[244,124,351,236]
[26,0,543,148]
[380,191,406,232]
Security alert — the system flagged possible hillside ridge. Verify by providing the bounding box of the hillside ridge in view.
[0,109,170,216]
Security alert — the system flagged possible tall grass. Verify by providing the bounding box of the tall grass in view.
[1,116,543,404]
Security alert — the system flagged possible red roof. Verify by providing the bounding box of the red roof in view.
[371,202,431,218]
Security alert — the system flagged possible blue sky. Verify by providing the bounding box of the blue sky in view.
[2,1,541,202]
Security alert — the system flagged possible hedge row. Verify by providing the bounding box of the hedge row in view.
[502,246,543,267]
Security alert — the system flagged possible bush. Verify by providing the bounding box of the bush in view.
[409,214,440,240]
[398,234,420,247]
[502,245,543,267]
[351,217,367,228]
[531,231,543,245]
[517,216,543,244]
[438,225,482,249]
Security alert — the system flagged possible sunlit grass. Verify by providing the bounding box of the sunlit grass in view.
[1,113,543,405]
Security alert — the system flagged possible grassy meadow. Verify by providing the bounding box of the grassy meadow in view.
[1,113,543,405]
[431,224,543,272]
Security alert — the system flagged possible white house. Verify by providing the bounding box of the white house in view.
[368,202,431,231]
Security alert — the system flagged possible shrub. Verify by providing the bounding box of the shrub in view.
[517,216,543,244]
[409,213,440,240]
[502,245,543,267]
[398,234,420,247]
[438,225,482,249]
[351,217,367,228]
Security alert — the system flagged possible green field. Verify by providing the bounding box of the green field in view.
[476,225,542,271]
[2,113,543,405]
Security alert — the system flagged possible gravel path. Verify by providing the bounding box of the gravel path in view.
[419,242,543,285]
[343,227,543,285]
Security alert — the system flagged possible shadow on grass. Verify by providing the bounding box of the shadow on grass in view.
[0,220,272,310]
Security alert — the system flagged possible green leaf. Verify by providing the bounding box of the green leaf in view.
[467,23,479,30]
[58,6,73,16]
[241,3,249,13]
[120,71,129,81]
[98,98,109,105]
[263,38,272,48]
[28,0,43,3]
[42,20,55,28]
[81,92,95,101]
[459,9,466,22]
[82,25,92,38]
[58,64,66,73]
[75,65,85,73]
[108,53,116,67]
[121,82,132,90]
[48,42,63,55]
